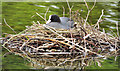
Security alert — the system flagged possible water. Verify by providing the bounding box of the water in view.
[2,2,119,69]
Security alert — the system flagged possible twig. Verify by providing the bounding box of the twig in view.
[66,0,72,20]
[32,21,37,25]
[37,21,40,25]
[84,10,90,28]
[90,0,96,11]
[36,12,47,22]
[4,18,17,34]
[44,7,49,21]
[31,52,71,55]
[62,6,65,17]
[31,15,35,18]
[2,24,33,47]
[66,0,74,46]
[94,9,104,29]
[84,0,89,10]
[116,22,119,37]
[43,25,105,57]
[109,28,117,37]
[83,0,96,28]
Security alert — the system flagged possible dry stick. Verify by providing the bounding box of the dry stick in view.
[83,31,87,67]
[3,36,24,53]
[3,19,29,52]
[37,21,40,25]
[109,28,117,37]
[102,30,117,57]
[49,38,84,52]
[2,24,32,48]
[84,0,89,10]
[4,18,17,34]
[84,10,90,28]
[66,0,74,22]
[66,0,74,48]
[14,52,32,62]
[32,21,37,25]
[36,12,47,22]
[82,0,96,67]
[94,9,104,29]
[90,0,96,11]
[58,55,104,67]
[44,7,49,21]
[37,20,41,25]
[66,0,72,20]
[32,21,39,53]
[116,22,119,37]
[97,27,116,41]
[62,6,65,17]
[104,28,116,39]
[43,25,105,57]
[83,0,96,28]
[83,0,89,28]
[31,52,71,55]
[31,15,35,18]
[19,39,30,55]
[115,22,119,61]
[46,38,71,46]
[84,12,104,53]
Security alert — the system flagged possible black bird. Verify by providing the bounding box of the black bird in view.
[46,15,74,29]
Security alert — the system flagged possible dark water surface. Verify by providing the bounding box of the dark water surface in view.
[2,2,119,69]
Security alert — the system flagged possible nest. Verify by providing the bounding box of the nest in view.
[2,21,120,69]
[2,1,120,69]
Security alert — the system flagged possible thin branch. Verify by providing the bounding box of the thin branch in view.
[32,21,37,25]
[66,0,74,44]
[116,22,119,37]
[44,7,49,21]
[94,9,104,29]
[84,10,90,28]
[36,12,47,22]
[90,0,96,11]
[66,0,72,20]
[83,0,96,28]
[84,0,89,10]
[31,15,35,18]
[62,6,65,17]
[2,24,33,47]
[4,18,17,34]
[37,21,40,25]
[43,24,105,57]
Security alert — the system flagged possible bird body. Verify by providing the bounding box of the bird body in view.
[46,15,74,29]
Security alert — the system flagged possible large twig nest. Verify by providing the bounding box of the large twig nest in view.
[2,22,120,68]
